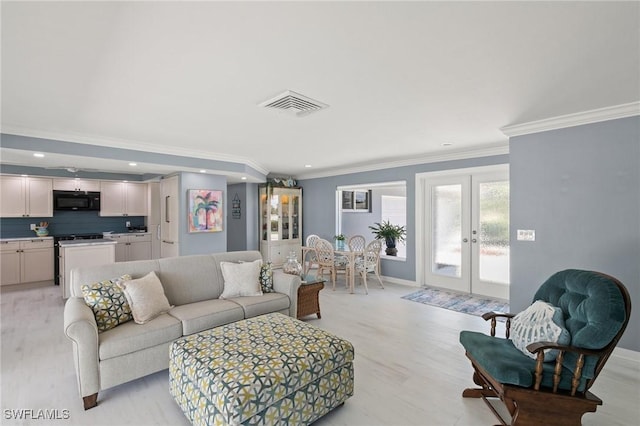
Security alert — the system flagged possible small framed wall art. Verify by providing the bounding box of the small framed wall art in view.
[188,189,223,232]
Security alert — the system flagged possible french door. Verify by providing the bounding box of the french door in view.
[423,170,509,299]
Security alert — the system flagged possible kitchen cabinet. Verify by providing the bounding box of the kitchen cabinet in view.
[160,175,180,258]
[60,241,115,298]
[110,233,152,262]
[100,181,148,216]
[0,176,53,218]
[0,238,54,286]
[53,178,100,192]
[259,185,302,267]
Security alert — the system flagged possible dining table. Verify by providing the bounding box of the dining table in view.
[301,243,363,294]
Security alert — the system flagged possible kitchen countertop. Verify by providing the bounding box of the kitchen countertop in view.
[58,239,117,247]
[0,236,54,242]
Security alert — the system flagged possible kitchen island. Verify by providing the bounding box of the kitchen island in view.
[59,239,116,298]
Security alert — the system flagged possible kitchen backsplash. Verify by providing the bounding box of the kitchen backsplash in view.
[0,211,145,238]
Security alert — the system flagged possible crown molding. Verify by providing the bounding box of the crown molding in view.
[501,102,640,137]
[294,143,509,180]
[0,125,270,176]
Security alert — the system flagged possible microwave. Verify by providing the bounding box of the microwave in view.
[53,191,101,211]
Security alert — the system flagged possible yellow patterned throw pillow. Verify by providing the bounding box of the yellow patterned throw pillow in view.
[82,274,133,332]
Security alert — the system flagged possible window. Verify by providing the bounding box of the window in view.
[341,190,371,212]
[381,195,407,258]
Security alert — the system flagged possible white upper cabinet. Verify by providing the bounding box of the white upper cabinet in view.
[53,178,100,192]
[0,176,53,218]
[100,181,148,216]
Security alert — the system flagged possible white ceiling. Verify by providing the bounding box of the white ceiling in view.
[1,1,639,180]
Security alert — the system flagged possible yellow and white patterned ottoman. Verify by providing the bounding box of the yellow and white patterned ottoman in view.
[169,312,354,426]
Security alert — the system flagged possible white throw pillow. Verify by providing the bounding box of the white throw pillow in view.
[220,259,263,299]
[509,300,571,362]
[118,271,172,324]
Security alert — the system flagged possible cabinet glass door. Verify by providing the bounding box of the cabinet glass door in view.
[270,194,280,241]
[261,192,268,241]
[292,195,300,239]
[281,195,290,240]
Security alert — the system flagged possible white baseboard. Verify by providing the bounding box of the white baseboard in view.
[381,275,419,287]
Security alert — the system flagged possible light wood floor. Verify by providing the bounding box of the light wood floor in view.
[1,278,638,425]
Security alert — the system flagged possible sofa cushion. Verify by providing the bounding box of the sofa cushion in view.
[459,330,589,392]
[157,255,221,306]
[119,271,172,324]
[509,300,570,362]
[81,274,133,332]
[99,313,182,360]
[220,259,263,299]
[229,293,290,318]
[533,269,628,381]
[168,299,245,335]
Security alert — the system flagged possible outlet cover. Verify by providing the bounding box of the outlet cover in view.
[30,224,36,230]
[126,221,131,227]
[517,229,536,241]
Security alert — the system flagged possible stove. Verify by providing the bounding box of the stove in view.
[55,233,104,241]
[53,234,104,285]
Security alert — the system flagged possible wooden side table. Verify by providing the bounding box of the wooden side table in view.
[297,277,325,319]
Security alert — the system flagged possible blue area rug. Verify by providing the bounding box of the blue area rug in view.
[402,287,509,317]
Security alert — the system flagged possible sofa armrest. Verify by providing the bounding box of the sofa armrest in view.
[64,297,100,398]
[272,270,301,318]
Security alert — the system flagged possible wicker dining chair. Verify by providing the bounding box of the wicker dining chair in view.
[354,239,384,294]
[304,234,320,274]
[314,238,348,290]
[347,235,366,252]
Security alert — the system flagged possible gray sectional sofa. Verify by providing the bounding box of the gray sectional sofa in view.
[63,251,300,409]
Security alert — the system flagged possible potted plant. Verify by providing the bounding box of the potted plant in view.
[369,220,406,256]
[334,234,346,249]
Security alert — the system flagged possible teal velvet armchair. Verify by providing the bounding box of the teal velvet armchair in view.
[459,269,631,426]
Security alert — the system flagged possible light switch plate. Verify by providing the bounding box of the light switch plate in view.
[517,229,536,241]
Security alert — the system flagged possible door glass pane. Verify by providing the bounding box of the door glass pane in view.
[281,194,290,240]
[478,181,510,284]
[432,184,462,277]
[270,194,280,241]
[291,195,299,239]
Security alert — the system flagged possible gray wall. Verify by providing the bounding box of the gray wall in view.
[299,154,509,281]
[509,116,639,351]
[226,182,259,251]
[179,172,228,256]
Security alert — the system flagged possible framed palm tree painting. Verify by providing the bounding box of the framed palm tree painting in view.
[188,189,223,232]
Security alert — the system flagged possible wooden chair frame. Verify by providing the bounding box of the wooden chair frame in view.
[462,273,631,426]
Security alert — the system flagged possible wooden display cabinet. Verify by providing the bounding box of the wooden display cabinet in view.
[259,185,302,267]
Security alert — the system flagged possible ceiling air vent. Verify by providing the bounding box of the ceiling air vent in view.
[259,90,328,117]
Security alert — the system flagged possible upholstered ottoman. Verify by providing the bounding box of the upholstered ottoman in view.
[169,312,354,426]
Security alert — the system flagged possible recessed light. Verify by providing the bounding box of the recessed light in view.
[33,153,45,158]
[199,170,207,173]
[241,176,247,180]
[129,162,137,166]
[304,164,312,168]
